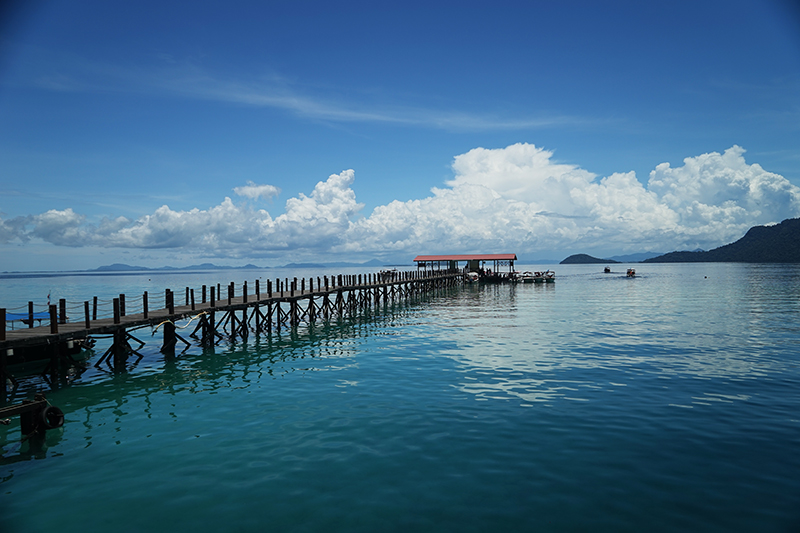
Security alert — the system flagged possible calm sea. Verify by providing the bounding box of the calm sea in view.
[1,263,799,532]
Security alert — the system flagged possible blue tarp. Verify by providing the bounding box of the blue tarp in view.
[4,311,51,322]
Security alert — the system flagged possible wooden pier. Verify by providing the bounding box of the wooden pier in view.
[1,269,461,397]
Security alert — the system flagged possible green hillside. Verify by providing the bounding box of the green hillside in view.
[645,218,800,263]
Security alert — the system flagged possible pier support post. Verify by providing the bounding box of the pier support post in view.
[161,322,177,353]
[49,305,58,334]
[208,310,216,345]
[0,344,6,398]
[113,329,127,371]
[205,286,217,346]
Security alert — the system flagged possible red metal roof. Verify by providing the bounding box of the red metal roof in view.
[413,254,517,262]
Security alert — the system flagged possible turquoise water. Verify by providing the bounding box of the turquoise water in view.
[1,263,799,532]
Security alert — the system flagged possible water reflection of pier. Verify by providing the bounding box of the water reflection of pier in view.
[1,270,461,396]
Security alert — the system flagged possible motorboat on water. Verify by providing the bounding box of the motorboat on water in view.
[526,270,555,283]
[519,271,535,283]
[465,271,480,283]
[627,268,636,277]
[604,266,611,273]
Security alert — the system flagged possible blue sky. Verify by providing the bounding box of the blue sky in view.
[1,0,799,271]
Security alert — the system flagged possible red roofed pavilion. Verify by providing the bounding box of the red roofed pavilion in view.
[413,254,517,273]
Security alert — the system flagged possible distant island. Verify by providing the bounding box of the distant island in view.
[644,217,800,263]
[560,254,620,264]
[559,251,663,264]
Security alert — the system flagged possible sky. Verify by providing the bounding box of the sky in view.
[1,0,799,271]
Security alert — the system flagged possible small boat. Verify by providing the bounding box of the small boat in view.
[465,271,480,283]
[604,266,611,273]
[519,271,535,283]
[627,268,636,277]
[529,270,555,283]
[379,268,398,281]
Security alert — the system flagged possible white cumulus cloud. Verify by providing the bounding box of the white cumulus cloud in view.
[3,144,799,262]
[233,181,281,201]
[346,143,800,256]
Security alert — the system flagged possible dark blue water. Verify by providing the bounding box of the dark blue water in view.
[1,264,799,532]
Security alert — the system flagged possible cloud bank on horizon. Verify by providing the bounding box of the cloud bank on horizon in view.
[1,143,798,264]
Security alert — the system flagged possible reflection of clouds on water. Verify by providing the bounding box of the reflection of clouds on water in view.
[459,374,569,403]
[432,266,800,405]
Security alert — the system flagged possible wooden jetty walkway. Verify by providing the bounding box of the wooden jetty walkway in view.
[1,270,462,396]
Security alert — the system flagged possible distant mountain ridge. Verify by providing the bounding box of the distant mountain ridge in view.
[93,259,387,272]
[645,218,800,263]
[95,263,261,272]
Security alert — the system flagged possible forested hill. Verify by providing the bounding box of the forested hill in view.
[644,218,800,263]
[560,254,620,264]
